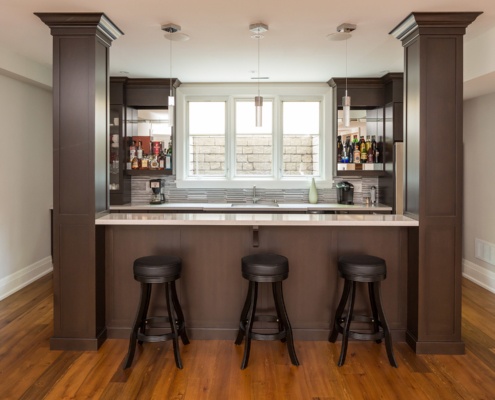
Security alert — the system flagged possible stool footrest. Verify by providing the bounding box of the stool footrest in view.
[239,314,287,342]
[137,316,187,344]
[138,331,175,343]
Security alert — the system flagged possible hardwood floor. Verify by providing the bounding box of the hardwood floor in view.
[1,274,494,399]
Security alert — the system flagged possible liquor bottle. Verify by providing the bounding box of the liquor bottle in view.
[367,144,374,163]
[349,139,353,163]
[371,136,377,163]
[131,156,139,170]
[376,136,383,163]
[360,136,367,163]
[353,142,361,164]
[353,135,359,147]
[366,136,371,151]
[336,136,342,163]
[137,141,143,160]
[342,137,350,163]
[149,155,159,170]
[140,156,149,170]
[165,140,172,169]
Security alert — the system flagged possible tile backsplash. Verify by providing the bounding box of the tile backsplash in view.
[130,176,380,205]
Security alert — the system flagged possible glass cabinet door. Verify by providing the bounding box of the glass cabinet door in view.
[109,107,122,191]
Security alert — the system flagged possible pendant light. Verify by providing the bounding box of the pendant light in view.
[327,23,356,128]
[249,23,268,127]
[162,23,190,128]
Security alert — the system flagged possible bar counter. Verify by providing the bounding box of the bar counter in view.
[98,212,417,343]
[96,212,416,226]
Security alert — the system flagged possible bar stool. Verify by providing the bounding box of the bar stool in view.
[329,254,398,367]
[235,253,299,369]
[124,255,190,369]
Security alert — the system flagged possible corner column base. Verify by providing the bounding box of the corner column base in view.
[406,331,465,354]
[50,328,107,351]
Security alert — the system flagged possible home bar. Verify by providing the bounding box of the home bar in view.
[37,10,480,357]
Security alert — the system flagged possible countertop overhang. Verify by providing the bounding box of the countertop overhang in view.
[96,212,418,227]
[110,202,392,213]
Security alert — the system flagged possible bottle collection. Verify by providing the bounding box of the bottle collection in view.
[127,140,172,170]
[337,134,381,164]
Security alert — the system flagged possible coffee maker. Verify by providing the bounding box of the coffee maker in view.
[336,181,354,205]
[149,179,165,204]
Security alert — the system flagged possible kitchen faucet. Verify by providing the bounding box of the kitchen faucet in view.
[252,185,260,204]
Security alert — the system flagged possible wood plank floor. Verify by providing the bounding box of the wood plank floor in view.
[1,274,494,399]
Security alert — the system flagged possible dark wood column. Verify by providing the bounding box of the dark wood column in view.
[390,12,481,354]
[36,13,123,350]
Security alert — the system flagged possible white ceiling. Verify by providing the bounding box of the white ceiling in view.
[1,0,495,88]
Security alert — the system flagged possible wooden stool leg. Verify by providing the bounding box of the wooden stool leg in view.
[170,281,190,345]
[235,281,254,345]
[273,281,300,366]
[368,282,382,344]
[329,279,352,343]
[240,281,258,370]
[338,281,356,367]
[166,283,183,369]
[372,281,398,368]
[124,282,150,369]
[272,283,286,343]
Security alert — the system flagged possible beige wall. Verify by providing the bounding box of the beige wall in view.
[463,93,495,285]
[0,73,53,299]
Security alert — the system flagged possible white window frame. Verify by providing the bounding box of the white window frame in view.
[176,83,333,189]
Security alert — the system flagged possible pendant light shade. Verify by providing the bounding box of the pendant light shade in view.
[343,90,351,127]
[250,23,268,127]
[255,95,263,126]
[162,23,190,128]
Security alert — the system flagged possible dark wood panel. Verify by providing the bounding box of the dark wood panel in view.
[110,77,126,105]
[105,226,182,336]
[424,37,458,217]
[423,223,456,338]
[180,226,250,333]
[104,225,408,342]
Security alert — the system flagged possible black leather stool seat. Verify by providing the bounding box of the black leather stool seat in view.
[338,254,386,282]
[235,253,299,369]
[241,253,289,282]
[329,254,397,368]
[134,255,181,283]
[124,255,189,370]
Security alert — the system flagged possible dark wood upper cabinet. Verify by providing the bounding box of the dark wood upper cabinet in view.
[125,78,180,108]
[328,74,403,178]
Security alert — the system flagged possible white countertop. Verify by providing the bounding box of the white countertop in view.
[96,212,418,227]
[110,202,392,213]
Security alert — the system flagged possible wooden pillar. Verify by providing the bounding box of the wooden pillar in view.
[36,13,123,350]
[390,12,481,354]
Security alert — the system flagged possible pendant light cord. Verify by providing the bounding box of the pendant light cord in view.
[169,37,173,96]
[257,34,260,97]
[345,38,348,92]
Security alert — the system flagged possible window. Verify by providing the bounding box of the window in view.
[235,100,273,176]
[187,101,226,176]
[177,84,332,189]
[282,101,320,177]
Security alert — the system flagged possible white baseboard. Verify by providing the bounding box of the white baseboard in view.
[462,259,495,294]
[0,256,53,301]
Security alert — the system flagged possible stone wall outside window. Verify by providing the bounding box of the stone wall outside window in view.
[188,134,319,176]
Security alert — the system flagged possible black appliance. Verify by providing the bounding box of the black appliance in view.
[149,179,165,204]
[336,181,354,205]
